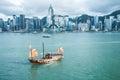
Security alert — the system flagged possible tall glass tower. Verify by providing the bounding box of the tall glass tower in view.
[48,4,54,17]
[47,4,54,26]
[20,14,25,29]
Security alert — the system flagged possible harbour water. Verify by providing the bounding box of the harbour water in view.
[0,32,120,80]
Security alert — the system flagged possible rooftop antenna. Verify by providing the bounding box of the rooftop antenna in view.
[49,0,54,6]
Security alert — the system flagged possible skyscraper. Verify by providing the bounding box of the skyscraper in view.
[12,15,19,31]
[109,16,114,31]
[117,15,120,21]
[13,15,16,27]
[48,4,54,17]
[33,17,40,30]
[47,5,54,26]
[94,16,98,28]
[20,14,25,30]
[104,17,110,31]
[0,18,4,29]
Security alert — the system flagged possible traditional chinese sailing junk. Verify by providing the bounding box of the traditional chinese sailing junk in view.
[28,43,64,64]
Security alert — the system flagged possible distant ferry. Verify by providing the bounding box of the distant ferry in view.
[28,43,64,64]
[42,34,51,38]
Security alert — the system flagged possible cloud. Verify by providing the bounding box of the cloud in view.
[0,0,120,20]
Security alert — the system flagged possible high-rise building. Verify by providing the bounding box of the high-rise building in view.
[45,4,69,32]
[33,17,40,30]
[54,15,69,31]
[117,15,120,21]
[6,18,11,31]
[67,21,73,31]
[86,18,91,31]
[98,21,103,31]
[94,16,98,28]
[54,15,68,27]
[20,14,25,30]
[25,19,29,31]
[0,18,4,29]
[78,22,89,32]
[104,17,110,31]
[109,16,114,31]
[27,19,34,31]
[13,15,16,26]
[48,4,54,17]
[12,15,19,31]
[47,5,54,26]
[7,18,11,25]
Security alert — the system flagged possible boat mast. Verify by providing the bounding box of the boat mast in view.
[29,44,32,59]
[43,42,44,58]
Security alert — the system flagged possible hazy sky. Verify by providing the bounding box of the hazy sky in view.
[0,0,120,20]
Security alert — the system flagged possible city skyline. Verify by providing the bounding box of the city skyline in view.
[0,0,120,20]
[0,4,120,33]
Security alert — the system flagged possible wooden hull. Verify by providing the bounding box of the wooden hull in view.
[28,56,63,64]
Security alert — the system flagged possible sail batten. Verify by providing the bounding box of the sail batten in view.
[29,49,38,57]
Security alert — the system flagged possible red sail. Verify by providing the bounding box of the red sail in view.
[29,49,38,57]
[58,47,64,53]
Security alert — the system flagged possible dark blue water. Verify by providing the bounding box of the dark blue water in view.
[0,32,120,80]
